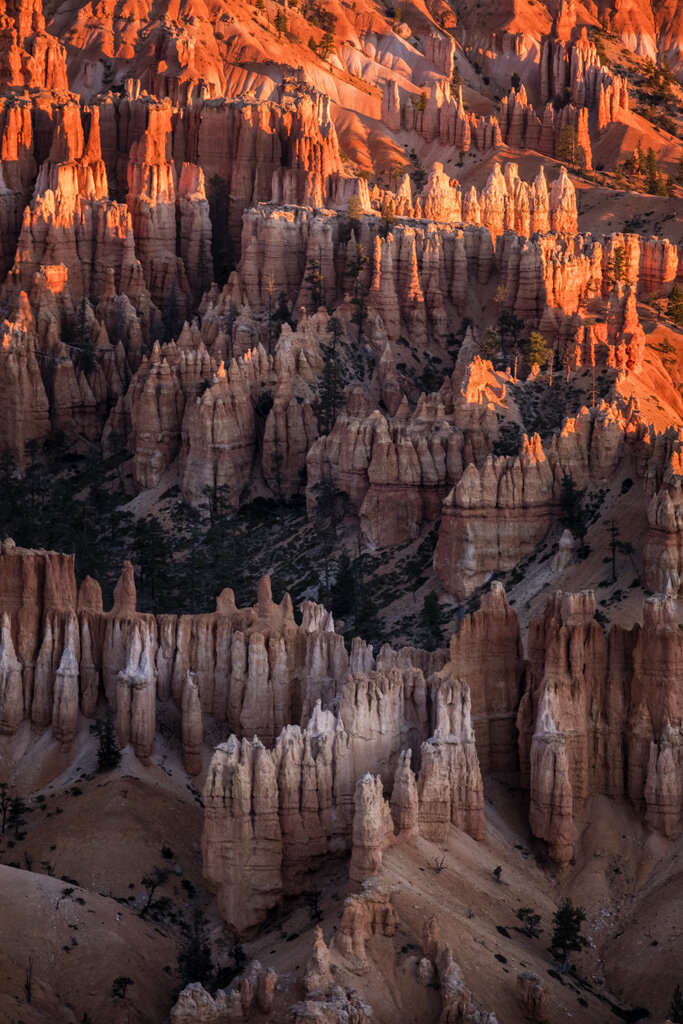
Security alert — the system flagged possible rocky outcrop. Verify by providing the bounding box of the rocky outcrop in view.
[349,774,394,882]
[303,927,334,995]
[289,988,374,1024]
[390,749,419,843]
[380,79,501,155]
[518,590,683,864]
[333,888,398,972]
[170,962,276,1023]
[182,674,203,776]
[435,399,648,600]
[417,679,486,843]
[421,916,498,1023]
[645,477,683,597]
[445,581,524,772]
[307,351,501,546]
[517,971,548,1021]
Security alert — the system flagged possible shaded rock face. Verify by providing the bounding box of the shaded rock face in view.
[518,590,683,864]
[349,773,394,882]
[170,961,276,1023]
[201,666,486,932]
[333,888,399,971]
[306,350,501,547]
[421,916,498,1023]
[434,396,655,601]
[0,544,361,752]
[517,970,548,1021]
[445,581,525,773]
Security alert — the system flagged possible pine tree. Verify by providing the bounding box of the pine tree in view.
[421,591,443,650]
[270,291,293,340]
[525,330,551,370]
[0,783,9,834]
[318,316,344,434]
[352,553,380,640]
[139,866,170,918]
[164,278,185,343]
[319,31,335,58]
[274,8,288,36]
[348,243,369,342]
[331,548,355,619]
[379,199,395,239]
[516,906,542,938]
[510,71,520,91]
[556,125,585,170]
[481,327,500,359]
[668,282,683,326]
[550,898,588,972]
[305,257,326,310]
[178,910,214,986]
[560,472,588,555]
[207,175,234,286]
[669,985,683,1024]
[347,194,363,233]
[76,297,96,374]
[8,796,27,839]
[644,147,659,194]
[94,712,122,773]
[606,245,627,286]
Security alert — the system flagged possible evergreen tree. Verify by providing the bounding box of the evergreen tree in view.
[76,297,96,375]
[379,199,395,239]
[164,278,185,343]
[556,125,585,170]
[318,317,344,434]
[312,464,352,601]
[516,906,542,938]
[347,194,362,235]
[644,147,659,194]
[207,175,234,286]
[550,898,588,972]
[270,291,293,339]
[668,282,683,326]
[269,417,284,499]
[348,243,369,342]
[560,472,588,555]
[331,548,355,619]
[274,8,288,36]
[0,782,10,834]
[113,977,133,998]
[305,257,326,310]
[525,330,551,370]
[421,591,443,650]
[139,866,170,918]
[498,309,524,350]
[94,712,122,773]
[8,795,27,839]
[606,244,627,286]
[669,985,683,1024]
[319,31,335,58]
[481,327,500,360]
[352,550,380,640]
[178,910,214,986]
[510,71,520,91]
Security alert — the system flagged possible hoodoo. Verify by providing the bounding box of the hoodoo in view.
[0,0,682,1018]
